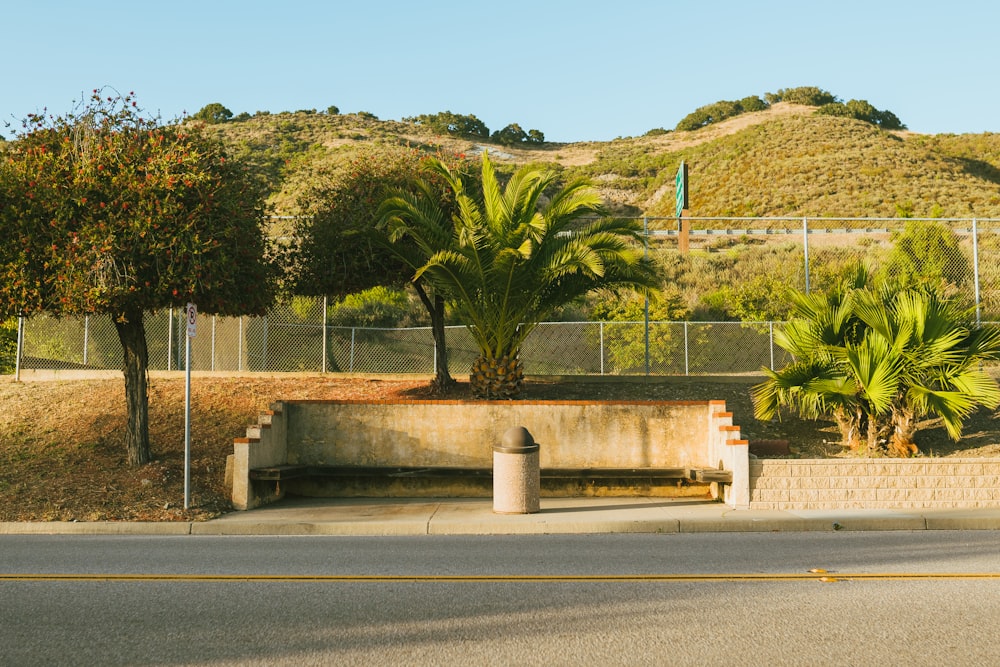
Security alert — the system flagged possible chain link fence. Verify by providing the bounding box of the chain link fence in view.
[6,217,998,377]
[11,311,791,376]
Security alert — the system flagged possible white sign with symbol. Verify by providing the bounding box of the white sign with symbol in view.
[186,303,197,338]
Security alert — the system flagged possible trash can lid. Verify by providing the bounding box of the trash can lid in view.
[495,426,539,453]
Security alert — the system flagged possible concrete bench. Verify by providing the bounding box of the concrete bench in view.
[248,465,732,497]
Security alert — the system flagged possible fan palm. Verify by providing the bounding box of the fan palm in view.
[379,152,658,398]
[753,273,1000,456]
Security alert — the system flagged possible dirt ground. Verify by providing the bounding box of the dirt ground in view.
[2,373,998,522]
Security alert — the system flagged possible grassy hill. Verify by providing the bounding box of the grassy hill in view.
[205,103,1000,220]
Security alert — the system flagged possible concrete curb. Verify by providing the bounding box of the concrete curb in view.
[3,500,1000,536]
[0,521,193,535]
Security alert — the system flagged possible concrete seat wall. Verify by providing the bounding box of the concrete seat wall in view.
[231,399,749,510]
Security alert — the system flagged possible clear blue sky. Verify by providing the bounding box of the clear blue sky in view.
[3,0,997,143]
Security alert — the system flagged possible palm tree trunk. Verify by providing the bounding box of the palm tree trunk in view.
[888,407,919,457]
[113,308,151,467]
[865,413,895,456]
[834,406,866,451]
[471,352,524,399]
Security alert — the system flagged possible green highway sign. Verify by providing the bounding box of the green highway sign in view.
[675,161,688,218]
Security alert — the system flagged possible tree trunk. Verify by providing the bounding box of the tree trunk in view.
[413,281,455,393]
[113,309,151,467]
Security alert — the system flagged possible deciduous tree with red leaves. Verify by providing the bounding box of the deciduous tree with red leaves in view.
[0,90,277,466]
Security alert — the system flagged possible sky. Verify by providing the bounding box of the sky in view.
[3,0,998,143]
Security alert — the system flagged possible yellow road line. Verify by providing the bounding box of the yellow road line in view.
[3,573,1000,582]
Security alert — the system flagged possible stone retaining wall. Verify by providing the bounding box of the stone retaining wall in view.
[750,458,1000,510]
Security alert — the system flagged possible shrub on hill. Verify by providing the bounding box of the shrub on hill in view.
[675,96,770,131]
[816,99,906,130]
[406,111,490,139]
[192,102,234,124]
[491,123,546,146]
[765,86,837,106]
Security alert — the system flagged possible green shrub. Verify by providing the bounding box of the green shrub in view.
[191,102,233,123]
[739,95,769,112]
[526,129,545,144]
[491,123,528,146]
[816,99,906,130]
[675,96,770,132]
[765,86,837,106]
[590,289,688,372]
[676,100,742,131]
[327,286,412,327]
[407,111,489,138]
[880,220,971,291]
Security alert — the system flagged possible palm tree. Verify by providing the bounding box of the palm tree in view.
[752,273,1000,456]
[851,286,1000,454]
[379,152,659,398]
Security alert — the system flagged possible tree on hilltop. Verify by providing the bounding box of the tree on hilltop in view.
[407,111,490,139]
[192,102,234,124]
[490,123,546,146]
[816,99,906,130]
[765,86,838,106]
[0,90,277,466]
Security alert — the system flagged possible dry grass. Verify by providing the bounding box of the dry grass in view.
[203,103,1000,220]
[2,374,998,522]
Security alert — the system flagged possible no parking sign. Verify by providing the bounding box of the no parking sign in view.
[186,303,197,338]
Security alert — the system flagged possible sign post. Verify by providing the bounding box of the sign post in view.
[676,161,690,254]
[184,303,196,510]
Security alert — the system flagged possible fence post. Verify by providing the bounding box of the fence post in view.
[238,316,244,372]
[599,321,605,376]
[167,308,173,371]
[643,216,650,376]
[83,315,90,366]
[322,296,328,373]
[684,321,690,376]
[211,315,217,371]
[262,317,268,372]
[15,316,24,382]
[973,218,982,326]
[803,217,811,294]
[350,327,356,372]
[769,321,775,370]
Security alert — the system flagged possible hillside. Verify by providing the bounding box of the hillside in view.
[205,103,1000,220]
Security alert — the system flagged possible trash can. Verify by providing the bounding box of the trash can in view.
[493,426,540,514]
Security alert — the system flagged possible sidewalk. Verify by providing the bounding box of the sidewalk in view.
[4,497,1000,535]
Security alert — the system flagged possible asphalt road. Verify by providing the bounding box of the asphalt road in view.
[2,532,999,666]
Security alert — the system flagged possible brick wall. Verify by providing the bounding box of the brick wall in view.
[749,458,1000,510]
